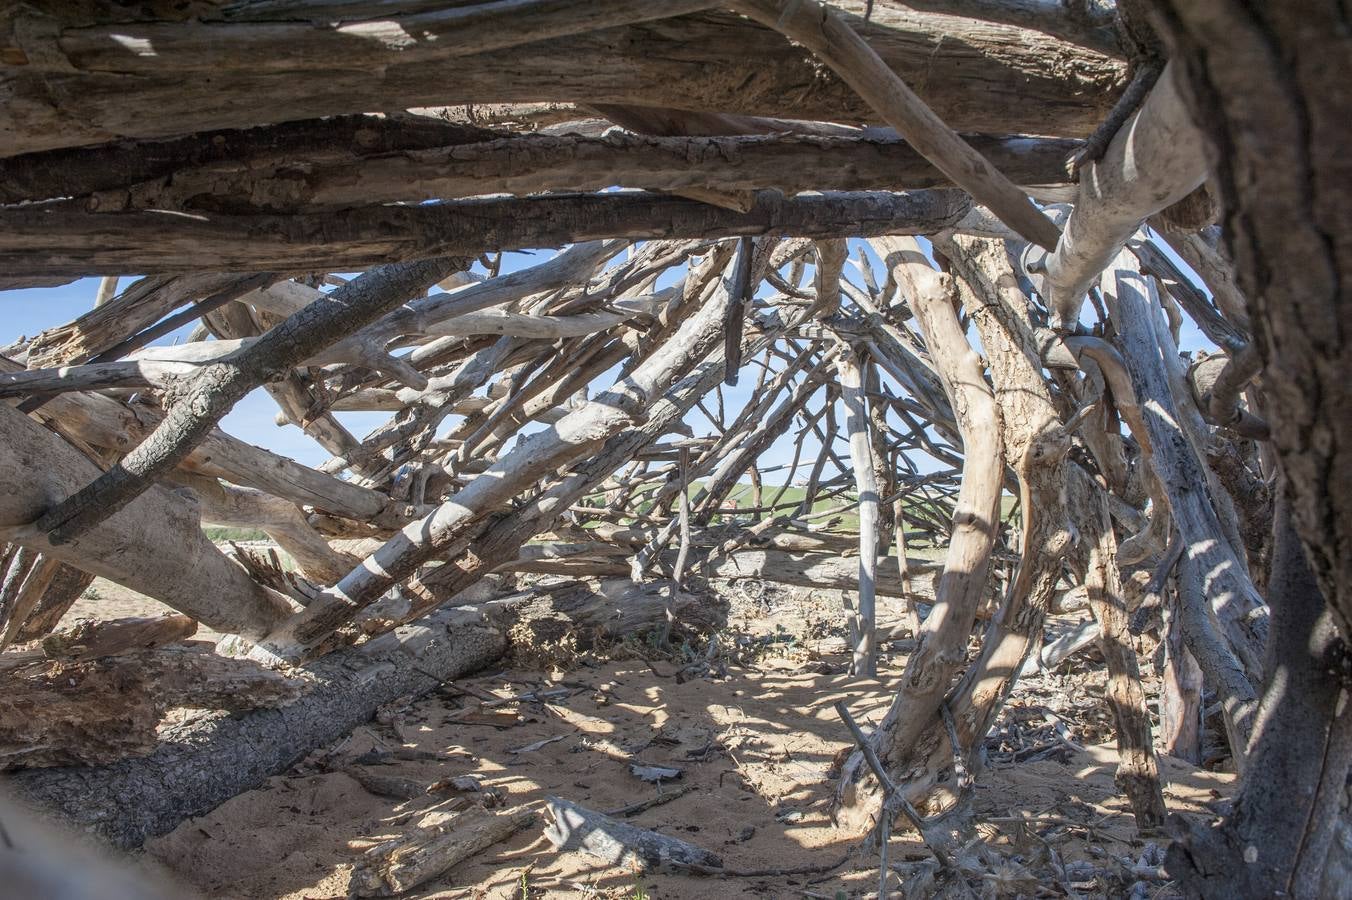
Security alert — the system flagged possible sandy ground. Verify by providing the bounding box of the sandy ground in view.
[64,577,223,642]
[36,573,1233,898]
[136,654,1229,899]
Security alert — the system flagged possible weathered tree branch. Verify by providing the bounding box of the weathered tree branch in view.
[0,404,293,639]
[0,190,970,277]
[34,258,468,546]
[734,0,1062,250]
[5,129,1082,213]
[0,3,1123,157]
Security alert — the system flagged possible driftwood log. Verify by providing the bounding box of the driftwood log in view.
[1,644,303,770]
[4,583,726,847]
[0,3,1123,158]
[544,797,724,874]
[0,402,294,640]
[5,606,506,848]
[40,614,197,660]
[350,805,535,898]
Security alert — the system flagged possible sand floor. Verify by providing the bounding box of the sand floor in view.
[137,652,1231,899]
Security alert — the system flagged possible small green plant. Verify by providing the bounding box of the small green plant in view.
[629,883,648,900]
[518,869,530,899]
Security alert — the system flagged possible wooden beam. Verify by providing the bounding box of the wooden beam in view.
[7,130,1081,212]
[0,3,1122,157]
[886,0,1118,54]
[47,1,720,74]
[0,189,972,277]
[0,115,499,207]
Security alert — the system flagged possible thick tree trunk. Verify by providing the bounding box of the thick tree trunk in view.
[1166,488,1352,898]
[1149,0,1352,663]
[5,605,507,849]
[41,614,197,661]
[4,582,718,849]
[1,645,303,770]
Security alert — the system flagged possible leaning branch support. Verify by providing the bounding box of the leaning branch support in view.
[732,0,1061,250]
[34,257,466,546]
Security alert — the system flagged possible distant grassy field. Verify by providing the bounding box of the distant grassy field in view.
[205,483,1012,549]
[574,479,1017,542]
[203,526,270,542]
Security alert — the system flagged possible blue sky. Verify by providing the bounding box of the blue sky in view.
[0,237,1213,484]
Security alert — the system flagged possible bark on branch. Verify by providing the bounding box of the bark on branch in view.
[0,190,971,277]
[0,3,1123,157]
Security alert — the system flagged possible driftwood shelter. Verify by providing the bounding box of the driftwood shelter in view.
[1,1,1349,897]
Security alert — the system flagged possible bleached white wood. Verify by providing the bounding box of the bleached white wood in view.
[1035,62,1209,328]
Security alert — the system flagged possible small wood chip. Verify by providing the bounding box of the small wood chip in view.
[628,763,683,783]
[508,734,568,754]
